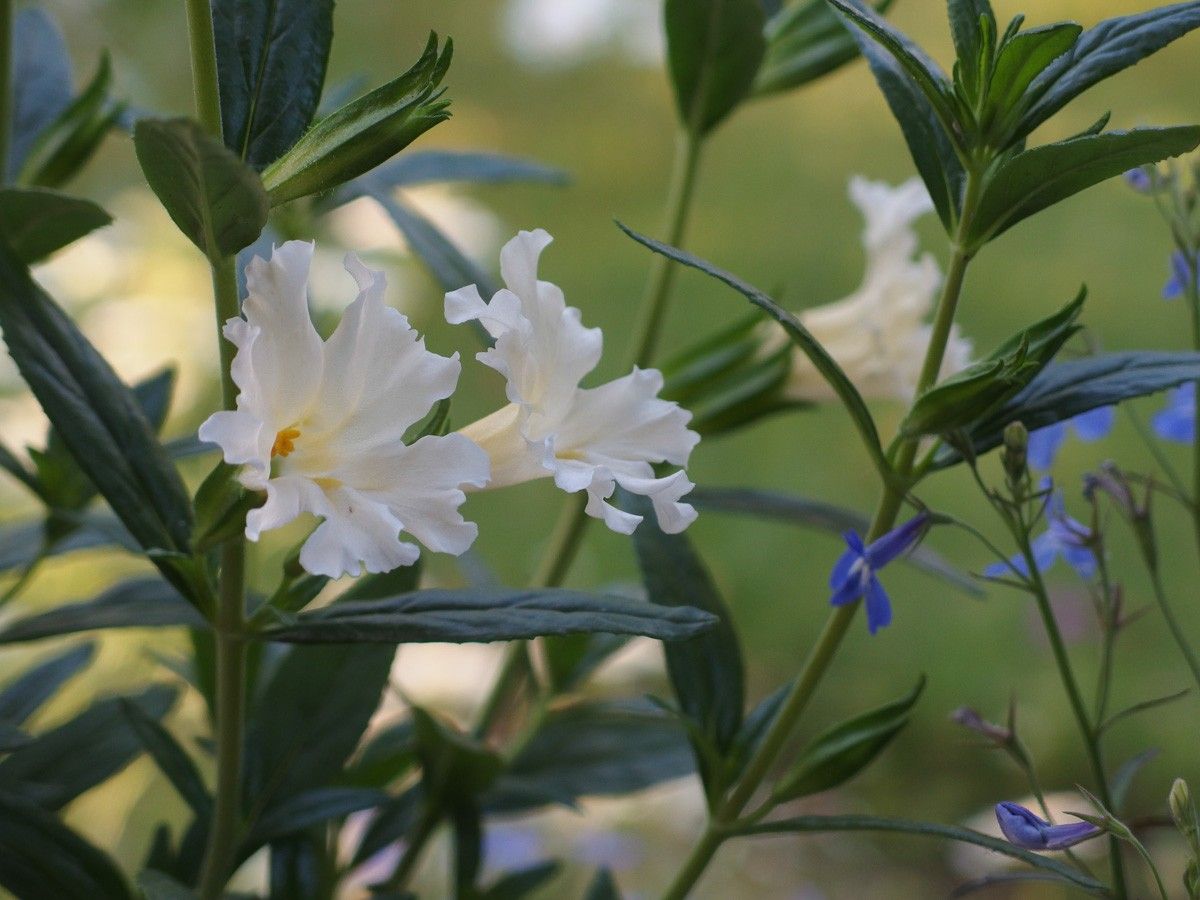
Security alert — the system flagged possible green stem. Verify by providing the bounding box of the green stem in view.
[185,0,223,138]
[384,798,442,893]
[1186,271,1200,561]
[628,129,704,371]
[660,176,983,900]
[1143,556,1200,693]
[1021,542,1127,900]
[0,0,12,183]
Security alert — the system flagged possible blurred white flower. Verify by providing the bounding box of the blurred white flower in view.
[199,242,489,578]
[501,0,662,69]
[773,177,973,403]
[447,230,699,535]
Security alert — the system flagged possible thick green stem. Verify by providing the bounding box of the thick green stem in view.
[1022,546,1127,900]
[0,0,12,183]
[185,0,223,138]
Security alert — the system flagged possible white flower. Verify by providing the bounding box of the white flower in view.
[446,229,699,535]
[198,242,490,578]
[771,176,973,403]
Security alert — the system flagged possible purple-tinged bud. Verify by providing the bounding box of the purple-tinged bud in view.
[995,802,1103,851]
[951,707,1011,744]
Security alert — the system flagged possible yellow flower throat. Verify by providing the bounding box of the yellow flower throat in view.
[271,427,301,458]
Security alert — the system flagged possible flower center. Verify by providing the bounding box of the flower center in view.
[271,427,301,458]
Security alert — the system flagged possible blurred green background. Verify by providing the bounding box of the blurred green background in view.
[4,0,1200,896]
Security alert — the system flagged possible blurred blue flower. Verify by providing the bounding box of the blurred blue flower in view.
[1153,382,1195,443]
[985,484,1095,581]
[829,512,928,634]
[1123,167,1152,193]
[995,802,1101,851]
[1026,407,1115,470]
[1163,250,1199,300]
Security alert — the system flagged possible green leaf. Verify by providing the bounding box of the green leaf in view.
[1017,2,1200,138]
[772,676,924,801]
[983,23,1081,141]
[947,0,996,82]
[0,791,131,899]
[934,351,1200,467]
[0,188,111,263]
[119,700,210,818]
[618,222,891,481]
[136,870,194,900]
[968,127,1200,248]
[192,461,260,552]
[689,487,982,596]
[0,685,176,809]
[901,289,1085,437]
[665,0,766,135]
[243,787,385,847]
[543,633,630,694]
[0,578,204,645]
[133,118,269,262]
[0,722,32,752]
[585,870,622,900]
[831,1,964,230]
[627,491,744,765]
[484,701,694,813]
[481,862,562,900]
[737,815,1107,894]
[341,721,415,788]
[258,587,718,645]
[451,801,483,897]
[754,0,895,97]
[212,0,335,169]
[0,245,194,558]
[367,150,568,188]
[17,54,120,189]
[1111,749,1159,812]
[0,643,95,725]
[8,8,73,179]
[261,34,452,205]
[0,514,133,576]
[413,706,503,801]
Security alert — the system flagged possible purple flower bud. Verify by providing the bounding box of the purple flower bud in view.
[950,707,1011,744]
[995,802,1102,851]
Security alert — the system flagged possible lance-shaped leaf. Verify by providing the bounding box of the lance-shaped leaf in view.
[1017,1,1200,138]
[258,587,717,645]
[0,514,133,576]
[0,244,193,557]
[0,792,131,900]
[948,0,996,78]
[134,118,269,262]
[8,8,73,179]
[0,643,94,725]
[665,0,766,135]
[618,223,890,481]
[0,685,176,809]
[934,351,1200,468]
[736,815,1107,894]
[212,0,335,169]
[414,706,503,803]
[0,188,111,263]
[243,787,386,847]
[261,34,452,205]
[772,676,924,802]
[136,871,193,900]
[901,290,1084,437]
[967,127,1200,249]
[754,0,894,97]
[830,1,964,230]
[982,22,1081,141]
[120,699,210,818]
[0,578,203,645]
[480,863,562,900]
[0,723,31,752]
[627,491,743,765]
[365,150,568,188]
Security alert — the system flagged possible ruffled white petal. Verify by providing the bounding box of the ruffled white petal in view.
[299,486,419,578]
[197,410,265,476]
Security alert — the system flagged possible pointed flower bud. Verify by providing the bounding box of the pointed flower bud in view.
[994,802,1102,851]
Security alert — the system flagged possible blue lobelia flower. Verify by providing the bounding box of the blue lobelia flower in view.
[1026,407,1115,471]
[985,483,1095,581]
[1163,250,1200,300]
[829,512,928,634]
[1153,381,1195,443]
[995,802,1102,851]
[1124,167,1152,193]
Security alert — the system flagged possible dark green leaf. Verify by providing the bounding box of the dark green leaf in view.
[342,721,415,788]
[8,8,73,178]
[1111,748,1159,811]
[0,514,133,575]
[0,441,39,496]
[212,0,334,169]
[0,791,130,899]
[617,223,890,480]
[245,787,385,846]
[259,587,718,644]
[268,837,321,900]
[136,870,194,900]
[192,462,259,551]
[481,862,561,900]
[261,34,452,205]
[831,1,964,230]
[0,643,95,725]
[689,487,982,596]
[948,0,995,77]
[0,722,32,751]
[738,814,1107,894]
[1018,2,1200,137]
[665,0,766,134]
[984,23,1081,140]
[368,150,567,188]
[772,676,924,801]
[968,127,1200,248]
[413,706,503,801]
[935,352,1200,467]
[543,633,630,694]
[0,578,203,645]
[119,699,210,818]
[0,245,193,557]
[451,802,483,896]
[627,491,743,761]
[133,118,269,261]
[728,681,792,779]
[0,188,111,263]
[352,786,423,865]
[0,685,177,809]
[485,702,694,813]
[585,870,622,900]
[754,0,895,97]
